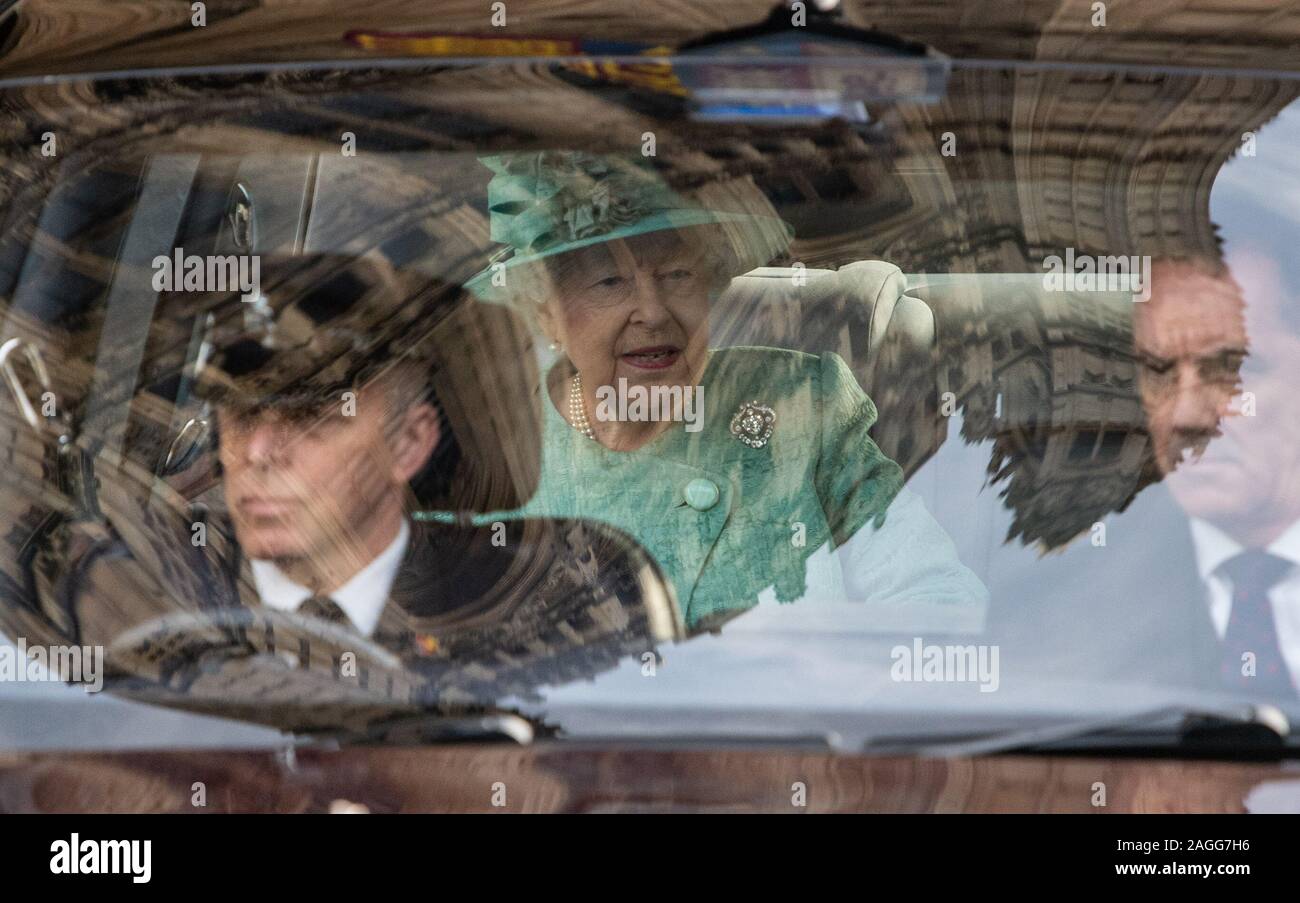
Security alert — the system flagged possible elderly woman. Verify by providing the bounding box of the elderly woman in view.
[465,151,985,634]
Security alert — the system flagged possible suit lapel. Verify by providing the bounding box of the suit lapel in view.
[369,519,438,655]
[372,592,416,654]
[1173,521,1224,692]
[1129,486,1221,690]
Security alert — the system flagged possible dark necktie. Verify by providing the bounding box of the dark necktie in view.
[1217,550,1296,698]
[298,595,352,628]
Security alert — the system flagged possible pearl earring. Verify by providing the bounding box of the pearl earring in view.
[548,341,560,352]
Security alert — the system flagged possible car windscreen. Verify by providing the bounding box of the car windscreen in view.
[2,56,1298,751]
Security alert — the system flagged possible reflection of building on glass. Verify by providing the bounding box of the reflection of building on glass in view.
[2,23,1295,706]
[979,290,1148,549]
[0,239,683,730]
[872,64,1298,548]
[6,41,1286,563]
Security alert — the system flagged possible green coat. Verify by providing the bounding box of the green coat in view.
[491,347,908,631]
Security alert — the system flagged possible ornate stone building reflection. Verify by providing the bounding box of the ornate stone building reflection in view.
[786,66,1299,548]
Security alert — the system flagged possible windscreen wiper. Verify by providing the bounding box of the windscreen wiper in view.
[865,703,1293,760]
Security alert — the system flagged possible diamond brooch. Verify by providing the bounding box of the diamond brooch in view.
[729,400,776,449]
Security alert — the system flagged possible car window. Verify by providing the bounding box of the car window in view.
[2,52,1298,751]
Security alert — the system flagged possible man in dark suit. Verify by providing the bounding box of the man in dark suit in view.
[1143,242,1300,699]
[78,251,680,728]
[990,246,1300,703]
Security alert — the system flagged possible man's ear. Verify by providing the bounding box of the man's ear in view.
[390,401,440,484]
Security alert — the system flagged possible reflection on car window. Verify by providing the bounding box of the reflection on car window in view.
[1,59,1299,748]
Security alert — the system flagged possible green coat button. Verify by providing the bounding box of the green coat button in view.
[684,478,720,511]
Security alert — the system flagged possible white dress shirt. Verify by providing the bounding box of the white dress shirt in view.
[1188,517,1300,688]
[250,520,410,638]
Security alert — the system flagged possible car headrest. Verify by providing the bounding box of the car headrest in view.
[711,260,944,476]
[714,260,935,373]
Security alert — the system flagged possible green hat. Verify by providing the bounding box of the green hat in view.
[464,151,793,301]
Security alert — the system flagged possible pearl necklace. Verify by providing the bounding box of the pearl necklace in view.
[567,373,596,441]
